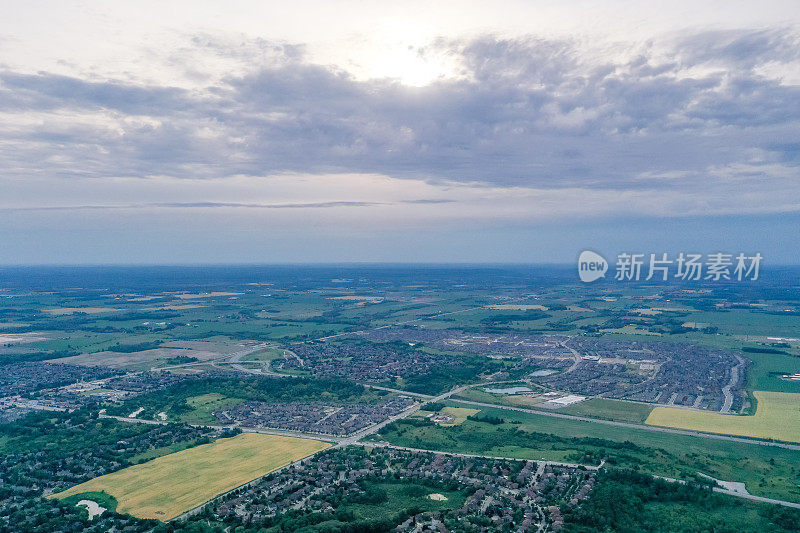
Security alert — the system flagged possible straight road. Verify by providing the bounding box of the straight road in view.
[363,382,800,451]
[339,384,472,445]
[358,442,606,470]
[450,398,800,451]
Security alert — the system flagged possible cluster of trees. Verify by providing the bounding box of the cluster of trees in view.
[397,355,507,394]
[742,346,790,355]
[0,490,157,533]
[106,374,371,419]
[0,411,223,532]
[0,409,151,455]
[0,348,81,364]
[106,341,164,353]
[467,414,505,425]
[562,468,800,532]
[378,421,651,468]
[480,309,552,326]
[165,355,200,365]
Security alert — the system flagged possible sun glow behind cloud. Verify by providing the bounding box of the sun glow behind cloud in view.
[340,21,461,86]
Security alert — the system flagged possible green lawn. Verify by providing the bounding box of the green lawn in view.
[680,309,800,338]
[746,352,800,393]
[343,481,467,520]
[559,398,654,424]
[60,491,118,514]
[179,393,242,425]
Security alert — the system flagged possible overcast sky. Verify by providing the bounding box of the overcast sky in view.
[1,1,799,264]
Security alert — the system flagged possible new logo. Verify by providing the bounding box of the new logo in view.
[578,250,608,282]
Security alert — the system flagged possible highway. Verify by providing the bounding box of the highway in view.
[338,383,472,446]
[357,441,606,471]
[353,381,800,451]
[449,398,800,451]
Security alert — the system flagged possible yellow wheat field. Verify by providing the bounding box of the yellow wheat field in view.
[53,433,330,520]
[645,391,800,443]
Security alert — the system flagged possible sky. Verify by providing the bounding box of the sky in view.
[1,1,799,264]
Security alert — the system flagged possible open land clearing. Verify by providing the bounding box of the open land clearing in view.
[646,391,800,443]
[0,332,47,344]
[173,292,244,299]
[559,397,654,424]
[53,433,330,520]
[430,406,479,426]
[327,295,384,303]
[50,348,222,369]
[141,304,206,311]
[45,307,121,315]
[485,304,549,310]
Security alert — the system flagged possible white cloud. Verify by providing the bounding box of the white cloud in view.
[1,4,799,262]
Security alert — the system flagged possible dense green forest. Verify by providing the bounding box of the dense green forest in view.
[563,469,800,533]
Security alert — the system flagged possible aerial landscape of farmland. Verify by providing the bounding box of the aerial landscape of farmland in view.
[1,264,799,531]
[2,1,800,531]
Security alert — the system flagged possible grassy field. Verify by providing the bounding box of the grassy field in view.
[746,352,800,393]
[53,433,330,520]
[372,402,800,502]
[559,398,655,423]
[454,388,543,408]
[179,393,242,424]
[344,480,466,520]
[680,309,800,338]
[60,491,118,514]
[646,391,800,443]
[436,406,480,426]
[455,391,653,423]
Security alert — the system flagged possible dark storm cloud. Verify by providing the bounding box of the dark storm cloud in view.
[1,28,799,191]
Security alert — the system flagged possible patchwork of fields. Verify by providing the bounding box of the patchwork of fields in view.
[54,433,330,520]
[645,391,800,443]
